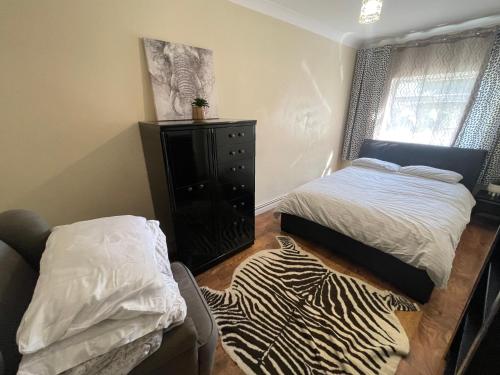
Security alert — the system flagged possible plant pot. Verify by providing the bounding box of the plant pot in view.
[192,106,205,121]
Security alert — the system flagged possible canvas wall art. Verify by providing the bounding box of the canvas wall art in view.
[143,38,218,121]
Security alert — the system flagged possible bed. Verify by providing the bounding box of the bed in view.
[277,140,487,303]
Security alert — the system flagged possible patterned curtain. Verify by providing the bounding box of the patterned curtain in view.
[455,30,500,184]
[341,46,392,160]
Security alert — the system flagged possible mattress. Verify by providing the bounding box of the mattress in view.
[275,166,476,287]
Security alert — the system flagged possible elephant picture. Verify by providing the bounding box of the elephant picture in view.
[143,38,217,120]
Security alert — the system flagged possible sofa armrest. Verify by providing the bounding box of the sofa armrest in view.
[132,262,218,375]
[171,262,218,375]
[0,210,50,271]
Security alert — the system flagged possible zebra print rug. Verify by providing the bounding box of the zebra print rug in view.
[201,236,419,375]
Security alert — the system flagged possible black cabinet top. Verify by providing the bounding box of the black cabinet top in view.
[140,119,256,130]
[475,185,500,204]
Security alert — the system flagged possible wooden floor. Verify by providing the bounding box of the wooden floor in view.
[196,211,498,375]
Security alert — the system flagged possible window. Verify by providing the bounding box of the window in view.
[374,72,478,146]
[373,37,490,146]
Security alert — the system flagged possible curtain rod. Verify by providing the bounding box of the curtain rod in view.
[389,26,499,49]
[362,15,500,49]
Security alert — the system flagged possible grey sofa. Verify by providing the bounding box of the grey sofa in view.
[0,210,217,375]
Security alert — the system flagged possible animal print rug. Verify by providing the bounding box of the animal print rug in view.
[201,236,419,375]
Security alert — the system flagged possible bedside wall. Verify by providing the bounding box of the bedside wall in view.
[0,0,355,225]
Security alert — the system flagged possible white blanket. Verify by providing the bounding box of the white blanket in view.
[275,166,475,287]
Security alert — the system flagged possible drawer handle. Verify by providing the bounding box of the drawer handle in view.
[240,202,245,207]
[239,149,245,154]
[231,167,237,172]
[239,165,246,170]
[198,184,205,190]
[187,187,193,192]
[229,151,236,156]
[232,204,237,209]
[232,186,237,191]
[233,221,238,226]
[228,133,236,138]
[240,218,246,223]
[240,184,246,189]
[239,132,245,137]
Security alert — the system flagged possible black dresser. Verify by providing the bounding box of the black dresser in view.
[139,119,256,273]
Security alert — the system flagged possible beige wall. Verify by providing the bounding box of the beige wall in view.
[0,0,355,226]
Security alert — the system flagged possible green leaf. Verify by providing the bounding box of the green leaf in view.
[191,97,209,107]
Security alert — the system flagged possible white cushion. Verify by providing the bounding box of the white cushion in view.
[400,165,463,184]
[351,157,401,172]
[17,217,186,375]
[18,216,170,354]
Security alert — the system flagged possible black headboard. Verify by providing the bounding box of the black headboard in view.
[359,140,487,191]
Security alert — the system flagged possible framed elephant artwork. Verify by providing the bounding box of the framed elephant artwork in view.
[143,38,218,120]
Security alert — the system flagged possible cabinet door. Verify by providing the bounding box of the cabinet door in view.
[173,183,218,271]
[163,129,217,271]
[163,129,211,189]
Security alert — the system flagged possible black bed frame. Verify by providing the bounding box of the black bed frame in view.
[281,140,487,303]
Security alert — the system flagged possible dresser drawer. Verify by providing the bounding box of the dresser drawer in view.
[219,211,255,252]
[227,194,254,213]
[220,176,254,200]
[218,158,254,186]
[217,142,254,165]
[474,199,500,218]
[216,125,254,146]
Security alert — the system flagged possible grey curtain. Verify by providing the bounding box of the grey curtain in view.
[341,46,392,160]
[455,30,500,184]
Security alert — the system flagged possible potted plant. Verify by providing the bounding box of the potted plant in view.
[191,98,209,121]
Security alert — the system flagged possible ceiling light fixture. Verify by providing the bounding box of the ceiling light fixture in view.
[359,0,383,24]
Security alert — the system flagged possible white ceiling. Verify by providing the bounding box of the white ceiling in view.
[230,0,500,47]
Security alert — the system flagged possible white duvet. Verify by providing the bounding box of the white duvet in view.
[275,166,476,287]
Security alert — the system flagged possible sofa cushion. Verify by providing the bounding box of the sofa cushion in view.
[0,241,38,375]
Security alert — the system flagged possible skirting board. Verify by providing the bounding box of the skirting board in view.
[255,195,284,215]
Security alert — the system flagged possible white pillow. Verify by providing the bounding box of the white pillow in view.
[400,165,463,184]
[351,157,401,172]
[17,216,170,354]
[18,220,187,375]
